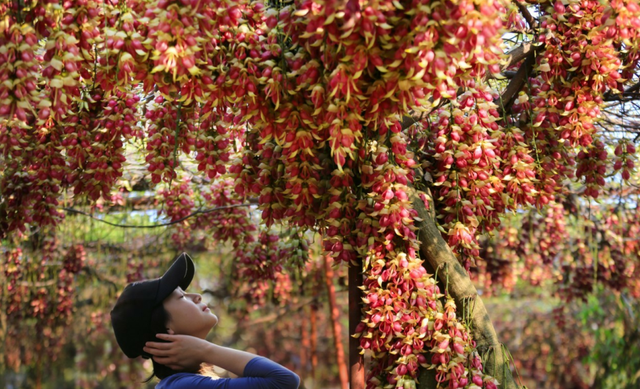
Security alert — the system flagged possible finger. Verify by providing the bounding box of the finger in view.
[152,354,176,363]
[156,333,176,340]
[145,341,173,349]
[168,329,175,335]
[144,347,172,357]
[152,356,173,365]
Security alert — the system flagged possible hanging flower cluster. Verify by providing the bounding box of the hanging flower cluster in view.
[3,248,26,318]
[473,198,640,303]
[474,226,520,296]
[575,137,608,196]
[195,178,257,247]
[237,231,283,280]
[609,0,640,81]
[47,0,102,114]
[513,200,569,287]
[557,204,640,302]
[126,256,145,283]
[0,20,40,120]
[613,140,637,181]
[158,178,195,246]
[63,243,86,274]
[145,100,190,184]
[233,231,287,309]
[67,90,140,201]
[0,235,79,369]
[426,85,505,271]
[531,0,624,198]
[98,0,148,92]
[498,121,539,209]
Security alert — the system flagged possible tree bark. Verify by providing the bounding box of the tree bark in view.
[300,304,309,384]
[310,303,318,386]
[323,255,349,389]
[495,45,541,115]
[410,187,520,389]
[502,43,533,71]
[35,351,42,389]
[349,258,365,389]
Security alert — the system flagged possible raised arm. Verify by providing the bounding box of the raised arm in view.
[145,333,300,389]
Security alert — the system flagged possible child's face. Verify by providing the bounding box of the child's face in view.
[163,287,218,338]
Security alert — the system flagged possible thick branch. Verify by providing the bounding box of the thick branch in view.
[324,255,349,389]
[349,257,365,389]
[626,82,640,95]
[604,82,640,102]
[514,1,537,30]
[503,70,518,79]
[410,187,520,389]
[401,112,424,130]
[496,45,541,114]
[503,42,533,70]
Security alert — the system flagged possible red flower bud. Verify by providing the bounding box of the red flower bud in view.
[627,144,636,154]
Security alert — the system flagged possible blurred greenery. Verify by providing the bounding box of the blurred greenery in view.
[483,284,640,389]
[581,289,640,389]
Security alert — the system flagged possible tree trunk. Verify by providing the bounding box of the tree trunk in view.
[410,187,520,389]
[0,298,6,387]
[310,304,318,386]
[323,255,349,389]
[35,355,42,389]
[349,258,365,389]
[300,305,310,384]
[34,332,43,389]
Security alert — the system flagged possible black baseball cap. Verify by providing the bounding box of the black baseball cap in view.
[110,252,195,358]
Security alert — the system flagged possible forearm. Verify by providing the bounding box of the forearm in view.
[145,334,299,388]
[199,343,259,377]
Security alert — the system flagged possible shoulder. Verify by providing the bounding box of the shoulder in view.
[155,372,223,389]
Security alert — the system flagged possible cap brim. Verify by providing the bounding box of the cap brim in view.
[155,252,195,304]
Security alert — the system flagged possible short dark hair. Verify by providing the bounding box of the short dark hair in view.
[142,303,179,382]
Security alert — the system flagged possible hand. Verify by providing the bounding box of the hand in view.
[143,330,212,371]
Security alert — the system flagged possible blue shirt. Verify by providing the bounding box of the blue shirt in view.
[155,356,300,389]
